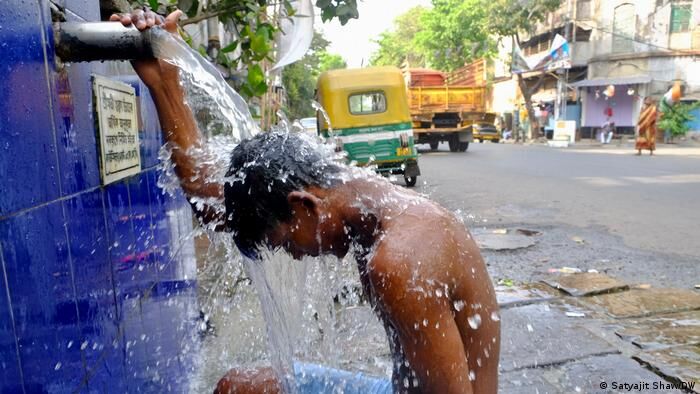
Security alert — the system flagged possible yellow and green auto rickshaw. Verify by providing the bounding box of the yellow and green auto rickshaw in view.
[316,67,420,187]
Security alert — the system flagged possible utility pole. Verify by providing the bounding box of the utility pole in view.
[206,0,220,60]
[555,0,573,121]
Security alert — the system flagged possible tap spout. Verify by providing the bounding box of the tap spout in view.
[55,22,154,62]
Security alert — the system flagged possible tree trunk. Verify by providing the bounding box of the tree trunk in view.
[516,72,540,140]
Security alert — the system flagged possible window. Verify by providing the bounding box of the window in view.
[613,3,635,53]
[349,92,387,115]
[670,2,692,33]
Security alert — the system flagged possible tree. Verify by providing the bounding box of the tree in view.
[414,0,492,71]
[370,6,428,68]
[282,32,346,119]
[659,101,700,141]
[130,0,360,98]
[482,0,563,139]
[319,52,347,72]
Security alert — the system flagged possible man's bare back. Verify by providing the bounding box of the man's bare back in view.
[338,179,500,393]
[218,178,500,393]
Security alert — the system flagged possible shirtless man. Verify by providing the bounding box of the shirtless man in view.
[114,10,500,393]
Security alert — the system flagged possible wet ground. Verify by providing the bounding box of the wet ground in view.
[191,141,700,393]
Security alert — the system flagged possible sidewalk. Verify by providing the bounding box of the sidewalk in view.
[543,138,700,157]
[496,274,700,393]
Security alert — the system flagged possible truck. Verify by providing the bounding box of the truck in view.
[404,68,495,152]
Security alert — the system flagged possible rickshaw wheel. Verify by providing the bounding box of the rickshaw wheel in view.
[404,175,417,187]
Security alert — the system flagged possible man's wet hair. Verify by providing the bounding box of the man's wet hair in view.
[224,132,342,259]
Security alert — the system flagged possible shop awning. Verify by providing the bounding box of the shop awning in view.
[570,75,652,88]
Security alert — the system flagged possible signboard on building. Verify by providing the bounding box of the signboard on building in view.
[93,75,141,185]
[512,34,571,74]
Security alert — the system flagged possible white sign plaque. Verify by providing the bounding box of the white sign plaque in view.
[93,75,141,184]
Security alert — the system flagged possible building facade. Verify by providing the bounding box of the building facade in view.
[577,0,700,136]
[490,0,700,138]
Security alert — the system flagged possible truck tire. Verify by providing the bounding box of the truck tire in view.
[448,136,460,152]
[404,175,417,187]
[459,142,469,152]
[429,141,439,150]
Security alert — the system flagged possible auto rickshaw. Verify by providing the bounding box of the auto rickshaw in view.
[316,67,420,187]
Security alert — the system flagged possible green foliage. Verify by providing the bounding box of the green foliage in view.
[659,101,700,137]
[370,6,427,68]
[319,52,347,72]
[131,0,359,98]
[483,0,562,38]
[371,0,561,72]
[316,0,359,25]
[415,0,493,71]
[282,32,346,119]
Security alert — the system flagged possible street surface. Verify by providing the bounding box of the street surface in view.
[416,141,700,289]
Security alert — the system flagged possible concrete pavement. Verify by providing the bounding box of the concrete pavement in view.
[495,275,699,393]
[412,142,700,392]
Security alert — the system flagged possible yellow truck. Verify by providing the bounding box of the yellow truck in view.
[405,69,495,152]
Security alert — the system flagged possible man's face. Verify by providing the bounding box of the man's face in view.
[265,209,322,260]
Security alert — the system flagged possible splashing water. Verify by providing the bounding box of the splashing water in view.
[146,28,391,394]
[150,28,260,141]
[146,26,456,394]
[468,313,482,330]
[312,100,333,137]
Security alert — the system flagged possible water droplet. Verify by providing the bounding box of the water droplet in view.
[468,313,482,329]
[490,311,500,322]
[469,370,476,381]
[423,319,429,327]
[527,324,534,332]
[435,288,443,298]
[453,300,465,311]
[67,340,73,349]
[54,362,62,370]
[80,341,88,350]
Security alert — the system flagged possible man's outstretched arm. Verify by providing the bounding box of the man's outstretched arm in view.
[111,10,225,226]
[369,255,474,394]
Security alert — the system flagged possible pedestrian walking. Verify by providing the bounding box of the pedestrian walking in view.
[636,97,658,156]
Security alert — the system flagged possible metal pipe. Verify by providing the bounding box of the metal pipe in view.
[55,22,154,62]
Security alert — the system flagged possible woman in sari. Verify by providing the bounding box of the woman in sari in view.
[636,97,658,155]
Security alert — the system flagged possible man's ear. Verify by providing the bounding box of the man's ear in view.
[287,191,322,216]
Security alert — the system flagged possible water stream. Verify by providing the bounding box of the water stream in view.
[148,28,373,393]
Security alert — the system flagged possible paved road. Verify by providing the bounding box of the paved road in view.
[413,142,700,288]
